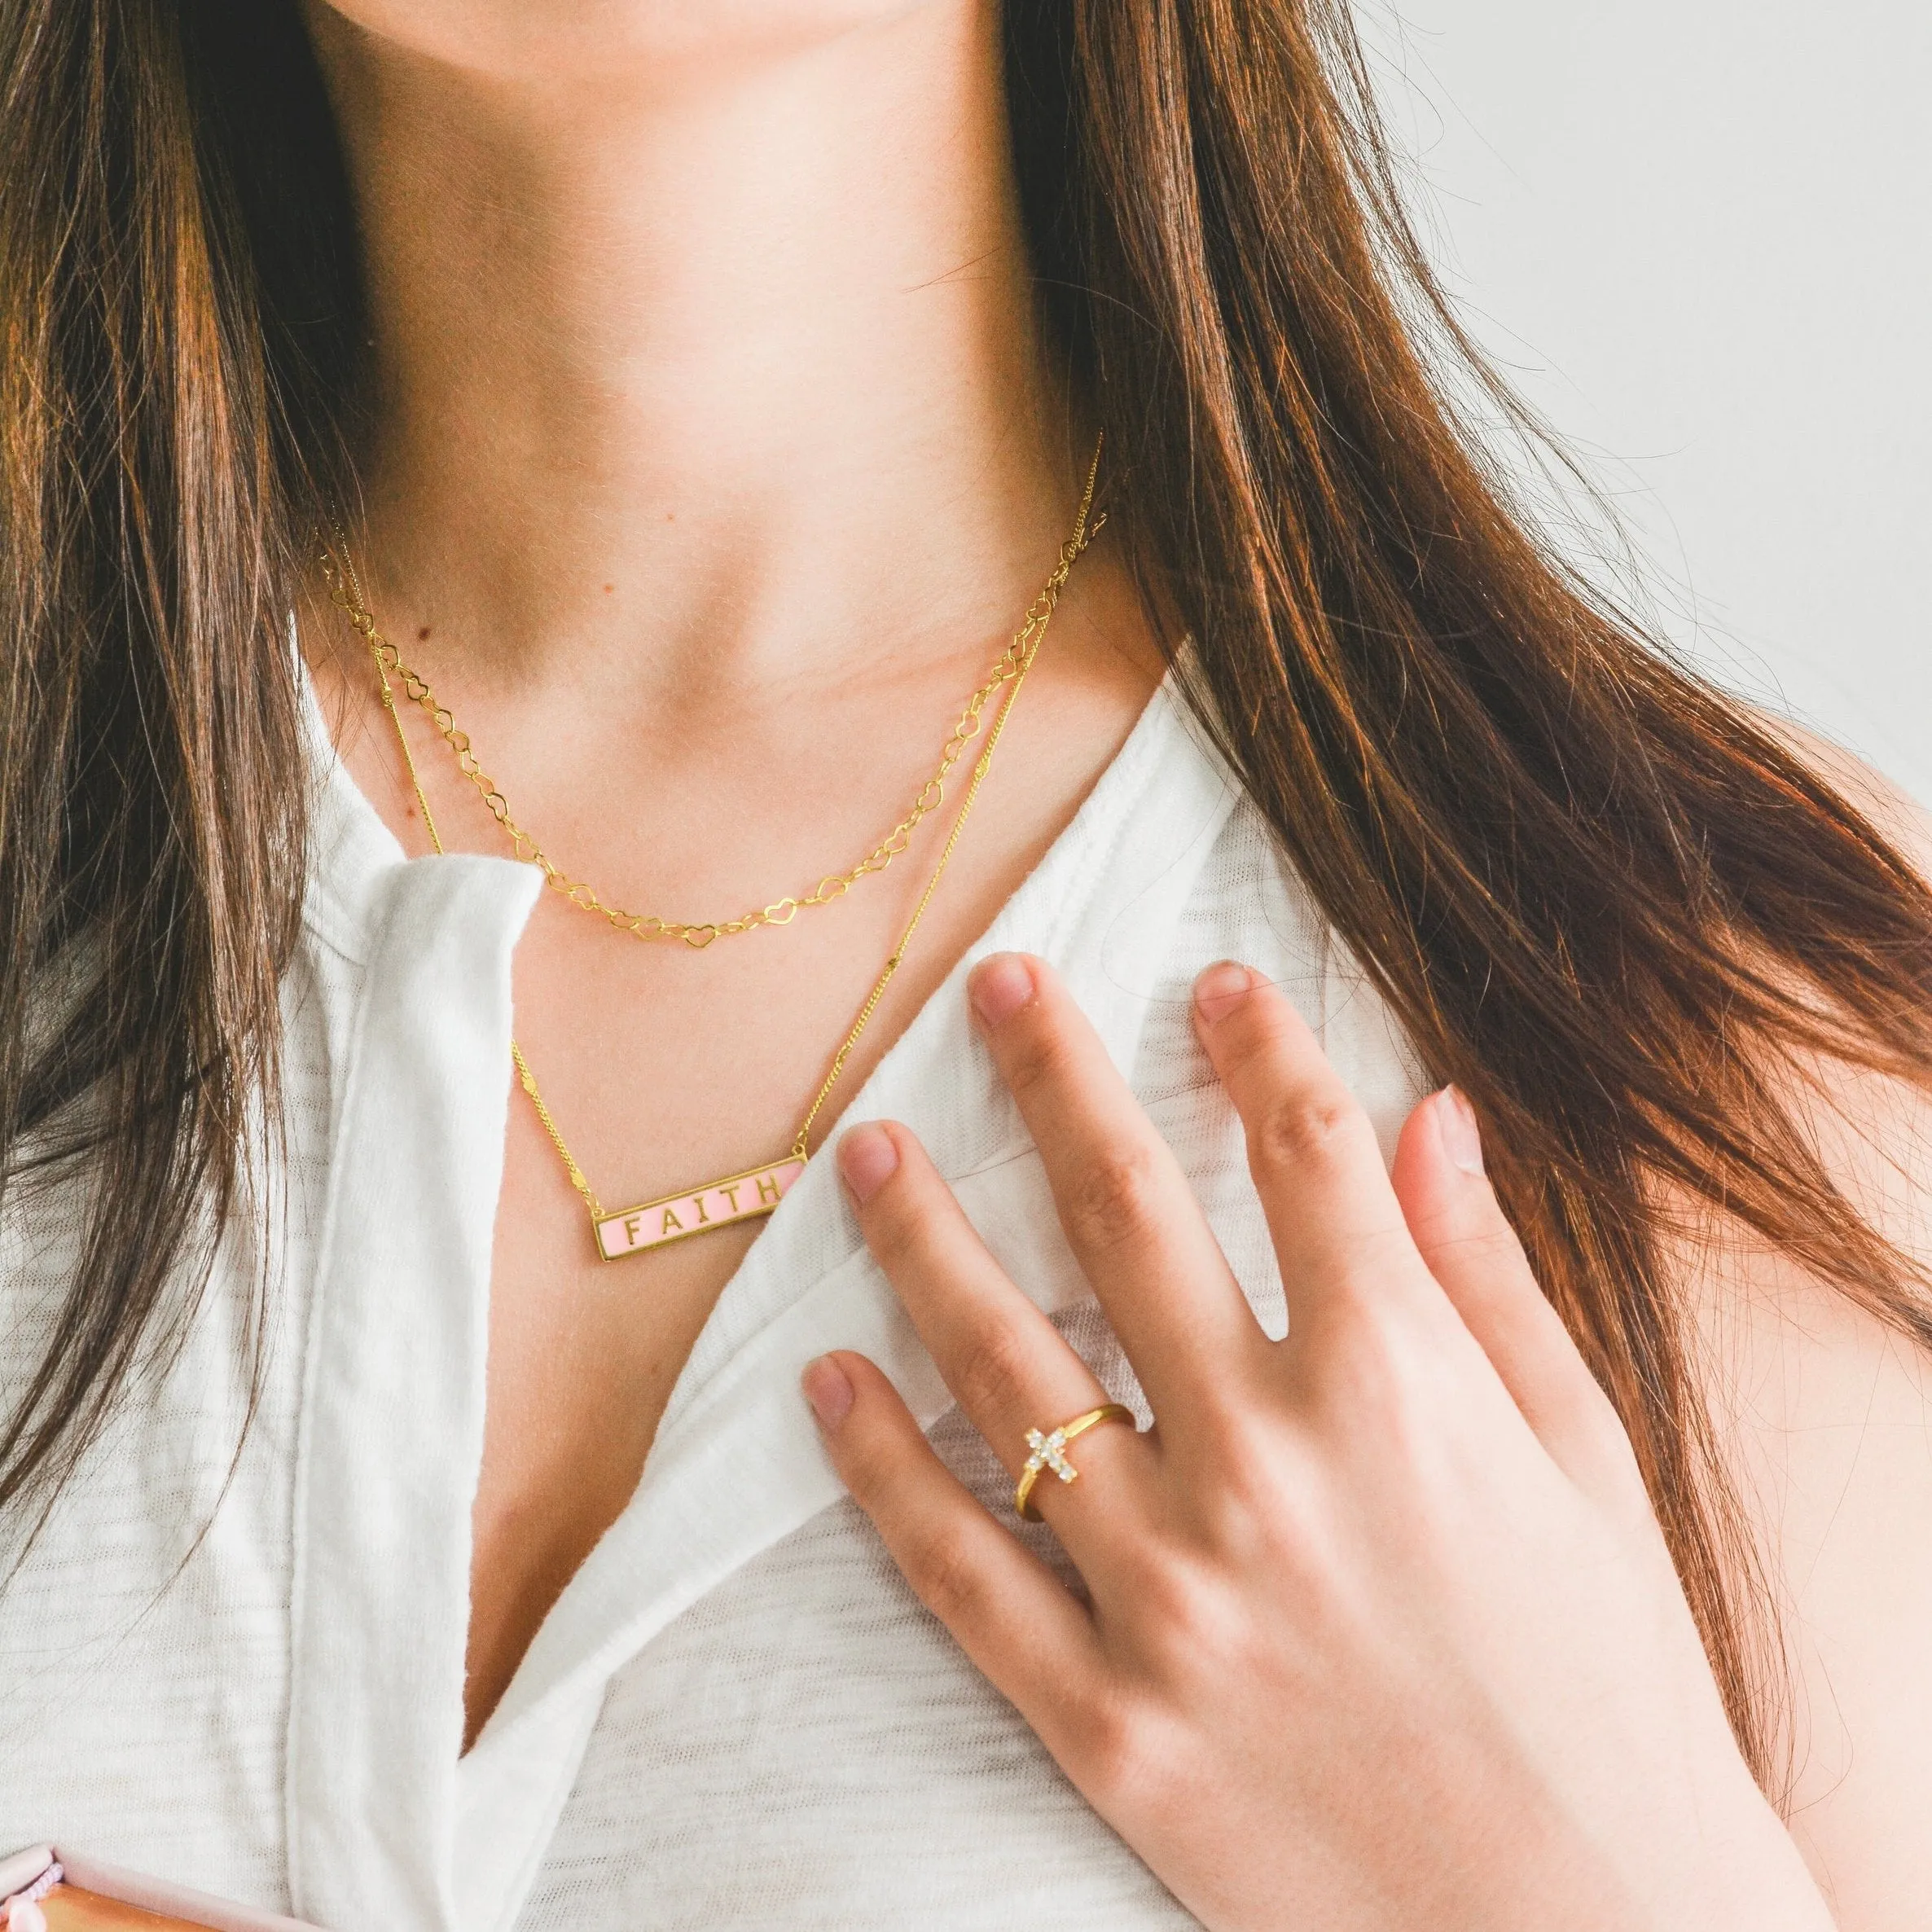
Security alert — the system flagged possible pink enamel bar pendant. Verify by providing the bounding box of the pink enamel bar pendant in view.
[594,1157,806,1262]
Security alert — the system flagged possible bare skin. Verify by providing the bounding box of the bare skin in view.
[297,0,1932,1921]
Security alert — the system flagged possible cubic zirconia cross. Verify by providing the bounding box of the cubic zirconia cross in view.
[1023,1425,1079,1488]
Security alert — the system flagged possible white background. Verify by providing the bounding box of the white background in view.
[1363,0,1931,799]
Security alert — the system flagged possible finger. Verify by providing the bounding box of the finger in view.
[838,1118,1152,1543]
[804,1350,1108,1760]
[1191,963,1435,1336]
[966,952,1267,1416]
[1390,1087,1648,1509]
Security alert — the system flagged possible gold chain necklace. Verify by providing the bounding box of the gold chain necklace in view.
[334,443,1103,1259]
[320,442,1103,952]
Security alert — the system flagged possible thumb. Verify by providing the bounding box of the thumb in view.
[1391,1087,1644,1512]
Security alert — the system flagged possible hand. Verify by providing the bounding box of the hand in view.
[801,955,1833,1931]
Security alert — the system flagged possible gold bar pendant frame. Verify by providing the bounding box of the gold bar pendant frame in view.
[593,1157,807,1261]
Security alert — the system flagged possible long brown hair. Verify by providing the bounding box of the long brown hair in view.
[3,0,1928,1782]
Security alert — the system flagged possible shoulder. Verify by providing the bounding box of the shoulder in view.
[1694,1199,1932,1927]
[1693,712,1932,1926]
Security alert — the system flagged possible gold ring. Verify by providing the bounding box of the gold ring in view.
[1013,1403,1136,1521]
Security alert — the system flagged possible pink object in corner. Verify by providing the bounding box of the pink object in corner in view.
[0,1849,61,1932]
[0,1846,326,1932]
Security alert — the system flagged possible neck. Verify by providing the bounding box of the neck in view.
[304,0,1095,701]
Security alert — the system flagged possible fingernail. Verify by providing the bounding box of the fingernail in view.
[969,953,1036,1030]
[801,1355,854,1432]
[1194,960,1256,1024]
[837,1122,900,1204]
[1437,1085,1484,1175]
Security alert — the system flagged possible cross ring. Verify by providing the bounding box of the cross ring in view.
[1013,1403,1136,1521]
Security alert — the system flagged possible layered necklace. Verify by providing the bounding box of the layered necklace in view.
[318,439,1104,1261]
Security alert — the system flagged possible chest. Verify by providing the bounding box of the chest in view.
[454,674,1164,1739]
[300,641,1172,1745]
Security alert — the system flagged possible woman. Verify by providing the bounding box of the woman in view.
[2,0,1928,1925]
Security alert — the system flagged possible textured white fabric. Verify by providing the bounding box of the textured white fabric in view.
[0,677,1426,1931]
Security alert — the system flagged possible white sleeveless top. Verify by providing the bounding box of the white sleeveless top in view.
[0,678,1425,1932]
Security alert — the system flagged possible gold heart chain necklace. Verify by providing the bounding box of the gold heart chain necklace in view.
[318,438,1103,1259]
